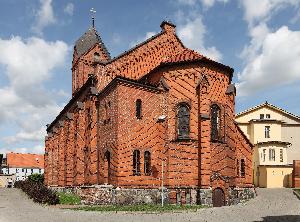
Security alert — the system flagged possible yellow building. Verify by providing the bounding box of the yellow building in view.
[236,102,300,188]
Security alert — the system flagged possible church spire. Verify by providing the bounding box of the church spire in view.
[90,8,96,28]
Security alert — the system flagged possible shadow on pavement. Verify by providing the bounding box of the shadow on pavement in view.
[253,215,300,222]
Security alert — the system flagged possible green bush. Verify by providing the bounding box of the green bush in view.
[58,192,81,205]
[14,179,59,205]
[28,173,44,183]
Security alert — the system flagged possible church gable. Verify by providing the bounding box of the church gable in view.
[94,21,186,91]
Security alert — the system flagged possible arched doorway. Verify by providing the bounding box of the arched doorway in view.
[104,151,111,184]
[212,188,225,207]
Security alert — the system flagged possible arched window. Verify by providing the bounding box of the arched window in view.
[177,103,190,139]
[133,150,140,175]
[211,104,221,141]
[144,151,151,175]
[136,99,142,119]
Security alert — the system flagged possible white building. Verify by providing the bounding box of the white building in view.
[1,152,44,181]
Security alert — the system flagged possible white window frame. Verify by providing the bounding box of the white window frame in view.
[265,126,270,138]
[269,148,275,161]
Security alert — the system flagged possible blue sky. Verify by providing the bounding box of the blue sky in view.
[0,0,300,154]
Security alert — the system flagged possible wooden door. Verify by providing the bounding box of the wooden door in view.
[212,188,225,207]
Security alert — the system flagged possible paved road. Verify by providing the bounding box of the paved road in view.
[1,188,300,222]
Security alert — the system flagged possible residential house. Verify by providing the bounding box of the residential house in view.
[236,102,300,188]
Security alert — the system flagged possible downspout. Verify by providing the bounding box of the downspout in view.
[197,85,202,191]
[96,98,100,184]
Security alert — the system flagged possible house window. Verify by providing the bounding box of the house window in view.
[39,169,41,174]
[144,151,151,175]
[177,103,190,140]
[266,114,271,119]
[211,104,221,141]
[136,99,142,119]
[31,169,33,174]
[236,159,239,177]
[133,150,141,175]
[260,114,264,119]
[16,168,19,173]
[265,126,270,138]
[280,149,283,162]
[22,168,24,173]
[240,159,245,177]
[269,149,275,161]
[263,149,266,162]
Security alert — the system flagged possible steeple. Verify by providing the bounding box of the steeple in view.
[72,11,111,95]
[74,28,110,60]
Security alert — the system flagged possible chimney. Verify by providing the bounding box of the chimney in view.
[160,21,176,33]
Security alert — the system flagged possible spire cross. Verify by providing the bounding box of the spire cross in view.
[90,8,96,28]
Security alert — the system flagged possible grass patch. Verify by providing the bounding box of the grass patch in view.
[58,192,81,205]
[72,204,207,212]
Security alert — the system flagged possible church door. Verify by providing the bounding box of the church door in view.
[212,188,225,207]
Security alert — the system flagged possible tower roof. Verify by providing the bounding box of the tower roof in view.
[74,27,110,59]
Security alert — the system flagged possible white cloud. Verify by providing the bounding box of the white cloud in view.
[32,0,56,35]
[237,26,300,96]
[178,17,222,61]
[240,22,270,62]
[0,37,67,89]
[64,3,74,16]
[240,0,300,26]
[176,0,229,8]
[237,0,300,96]
[0,36,69,153]
[0,144,45,155]
[200,0,229,8]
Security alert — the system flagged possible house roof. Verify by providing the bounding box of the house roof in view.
[236,101,300,121]
[75,27,110,59]
[6,152,44,169]
[256,141,291,146]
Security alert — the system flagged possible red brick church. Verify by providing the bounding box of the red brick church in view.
[45,21,255,207]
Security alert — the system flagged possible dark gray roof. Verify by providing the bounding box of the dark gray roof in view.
[75,28,110,59]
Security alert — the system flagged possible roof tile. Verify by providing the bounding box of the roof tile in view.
[7,152,44,169]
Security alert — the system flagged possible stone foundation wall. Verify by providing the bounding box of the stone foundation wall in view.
[50,186,255,206]
[227,187,256,205]
[51,185,168,205]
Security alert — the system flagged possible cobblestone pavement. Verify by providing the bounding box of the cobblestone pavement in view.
[1,188,300,222]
